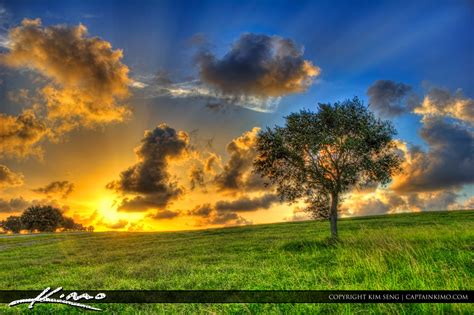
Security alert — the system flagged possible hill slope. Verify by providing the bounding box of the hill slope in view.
[0,210,473,314]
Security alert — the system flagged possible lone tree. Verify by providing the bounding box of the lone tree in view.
[254,98,401,239]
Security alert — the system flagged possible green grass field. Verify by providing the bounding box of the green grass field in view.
[1,210,473,314]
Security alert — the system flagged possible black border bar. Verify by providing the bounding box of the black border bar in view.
[1,290,473,303]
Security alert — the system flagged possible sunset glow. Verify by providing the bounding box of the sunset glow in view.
[0,1,472,232]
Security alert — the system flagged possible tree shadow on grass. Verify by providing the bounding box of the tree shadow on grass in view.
[280,238,339,252]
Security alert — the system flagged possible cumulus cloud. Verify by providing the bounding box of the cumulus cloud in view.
[367,80,418,117]
[406,190,459,211]
[0,196,29,213]
[365,80,473,198]
[214,127,268,192]
[457,196,474,210]
[32,180,74,198]
[0,109,49,158]
[190,207,251,226]
[207,211,251,225]
[0,165,24,188]
[341,193,401,216]
[197,33,320,98]
[215,193,279,212]
[134,33,319,113]
[414,87,474,124]
[107,124,189,211]
[187,203,214,217]
[392,119,474,193]
[340,188,460,217]
[187,193,277,226]
[147,209,180,220]
[0,18,131,146]
[367,80,473,124]
[0,196,73,215]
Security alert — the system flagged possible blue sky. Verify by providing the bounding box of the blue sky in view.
[5,0,472,144]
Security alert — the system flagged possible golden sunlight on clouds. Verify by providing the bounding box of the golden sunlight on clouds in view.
[0,165,24,188]
[0,18,131,157]
[413,88,474,124]
[0,109,48,158]
[0,15,471,233]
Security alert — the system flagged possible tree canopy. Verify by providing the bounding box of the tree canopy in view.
[254,97,401,239]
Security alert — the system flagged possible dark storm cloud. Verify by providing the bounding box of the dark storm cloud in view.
[393,119,474,192]
[196,33,320,98]
[32,180,74,198]
[367,80,418,117]
[215,193,279,212]
[107,124,189,211]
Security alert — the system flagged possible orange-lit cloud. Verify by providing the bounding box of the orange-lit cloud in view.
[214,127,268,192]
[414,87,474,124]
[0,18,131,156]
[0,109,48,158]
[32,180,74,199]
[367,80,473,124]
[0,165,24,188]
[101,218,129,229]
[367,80,474,195]
[391,119,473,193]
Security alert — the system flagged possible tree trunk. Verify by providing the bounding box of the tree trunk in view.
[330,192,338,240]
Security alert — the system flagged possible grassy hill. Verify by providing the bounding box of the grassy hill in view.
[0,210,473,314]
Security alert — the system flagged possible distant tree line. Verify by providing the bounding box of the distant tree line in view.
[0,205,94,234]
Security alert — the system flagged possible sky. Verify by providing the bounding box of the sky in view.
[0,0,473,231]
